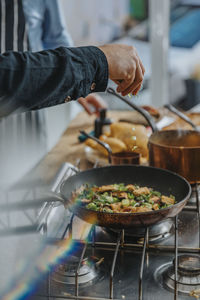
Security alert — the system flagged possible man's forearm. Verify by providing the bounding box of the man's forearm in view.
[0,46,108,117]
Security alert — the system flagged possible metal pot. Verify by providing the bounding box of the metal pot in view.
[148,130,200,183]
[107,88,200,183]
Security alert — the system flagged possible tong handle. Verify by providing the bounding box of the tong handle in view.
[164,104,198,131]
[107,87,158,133]
[80,130,112,164]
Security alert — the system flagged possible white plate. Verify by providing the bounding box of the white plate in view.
[84,147,148,166]
[84,146,108,166]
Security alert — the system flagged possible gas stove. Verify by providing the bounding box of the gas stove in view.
[22,162,199,300]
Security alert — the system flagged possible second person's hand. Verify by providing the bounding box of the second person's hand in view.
[78,94,107,116]
[98,44,145,97]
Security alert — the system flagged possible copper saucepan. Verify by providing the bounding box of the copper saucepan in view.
[107,88,200,184]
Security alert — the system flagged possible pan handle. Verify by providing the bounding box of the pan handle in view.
[107,87,158,133]
[164,104,198,131]
[80,130,112,164]
[0,192,65,212]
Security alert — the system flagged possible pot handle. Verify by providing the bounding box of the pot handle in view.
[80,130,112,164]
[107,87,158,133]
[164,104,198,131]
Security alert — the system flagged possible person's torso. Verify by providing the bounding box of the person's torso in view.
[0,0,47,186]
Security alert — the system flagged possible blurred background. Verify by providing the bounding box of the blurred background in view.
[49,0,200,153]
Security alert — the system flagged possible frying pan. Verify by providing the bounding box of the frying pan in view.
[59,165,191,229]
[107,88,200,183]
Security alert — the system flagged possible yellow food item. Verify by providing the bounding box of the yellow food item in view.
[102,131,110,137]
[110,122,148,158]
[85,139,108,156]
[85,135,127,156]
[99,135,127,153]
[84,121,148,160]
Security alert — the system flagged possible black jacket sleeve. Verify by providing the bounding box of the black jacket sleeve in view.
[0,46,108,117]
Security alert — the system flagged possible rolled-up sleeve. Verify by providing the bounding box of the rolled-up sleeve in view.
[0,46,108,117]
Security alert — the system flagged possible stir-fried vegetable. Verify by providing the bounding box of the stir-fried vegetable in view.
[74,184,176,213]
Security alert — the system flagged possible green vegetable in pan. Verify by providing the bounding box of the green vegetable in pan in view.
[75,183,176,213]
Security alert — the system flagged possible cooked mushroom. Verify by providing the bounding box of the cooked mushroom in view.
[136,207,151,213]
[111,202,122,212]
[153,204,159,210]
[112,192,128,199]
[92,185,116,193]
[161,196,175,205]
[150,196,160,203]
[126,184,136,192]
[134,187,150,196]
[81,198,91,204]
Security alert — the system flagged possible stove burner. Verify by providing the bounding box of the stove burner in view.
[178,255,200,275]
[108,219,173,244]
[52,255,104,285]
[155,255,200,295]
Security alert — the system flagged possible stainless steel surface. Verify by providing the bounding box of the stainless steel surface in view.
[51,163,77,194]
[108,219,174,244]
[156,255,200,295]
[27,162,200,300]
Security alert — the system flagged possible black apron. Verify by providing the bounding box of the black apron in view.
[0,0,29,52]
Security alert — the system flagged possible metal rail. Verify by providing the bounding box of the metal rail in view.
[75,243,87,297]
[92,226,96,248]
[37,294,123,300]
[174,216,178,300]
[81,241,200,254]
[196,183,200,249]
[139,228,148,300]
[110,231,122,299]
[47,271,51,300]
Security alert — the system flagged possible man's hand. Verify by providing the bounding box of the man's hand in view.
[98,44,145,96]
[78,94,107,116]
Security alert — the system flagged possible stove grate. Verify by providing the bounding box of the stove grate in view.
[35,164,200,300]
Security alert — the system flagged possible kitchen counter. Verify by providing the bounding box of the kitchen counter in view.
[20,110,150,188]
[20,107,200,189]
